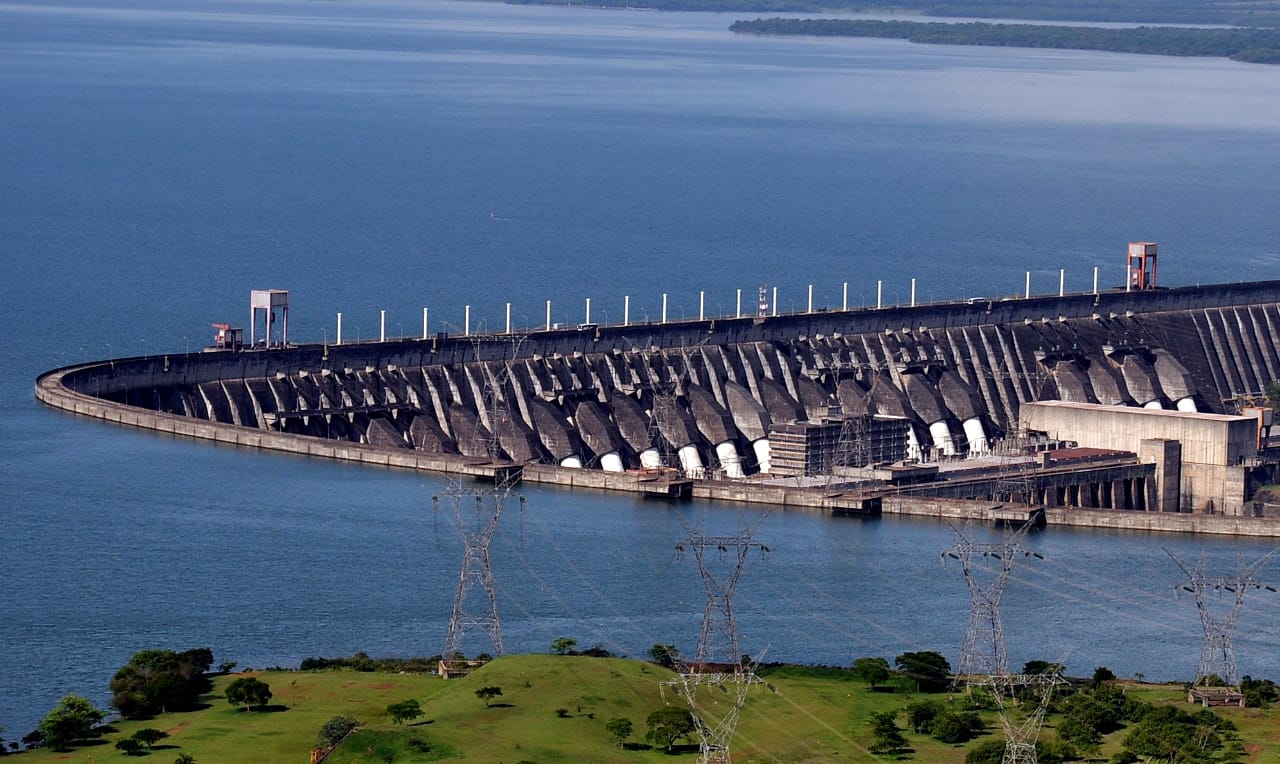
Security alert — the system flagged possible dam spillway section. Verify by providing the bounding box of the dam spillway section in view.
[35,277,1280,534]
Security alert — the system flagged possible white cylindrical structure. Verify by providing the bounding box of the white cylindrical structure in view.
[772,286,778,317]
[624,295,630,326]
[699,291,705,321]
[639,448,662,469]
[752,439,771,474]
[559,456,583,469]
[1176,397,1198,413]
[911,278,916,307]
[422,307,428,339]
[1059,268,1065,297]
[877,280,883,309]
[380,309,386,342]
[505,302,511,334]
[1025,271,1031,299]
[807,284,813,314]
[677,444,703,475]
[662,293,668,324]
[929,420,956,457]
[1093,266,1099,295]
[337,312,343,345]
[465,305,471,336]
[715,441,744,479]
[842,282,848,311]
[546,300,552,330]
[736,288,742,319]
[600,452,625,473]
[585,297,591,325]
[962,418,989,455]
[906,426,922,462]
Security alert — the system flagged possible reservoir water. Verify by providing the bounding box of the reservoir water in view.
[3,0,1280,738]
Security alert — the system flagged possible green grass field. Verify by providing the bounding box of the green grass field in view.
[16,656,1280,763]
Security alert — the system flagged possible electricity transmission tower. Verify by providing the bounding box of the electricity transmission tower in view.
[664,516,770,764]
[466,331,527,462]
[986,671,1067,764]
[1166,547,1278,687]
[992,422,1037,506]
[433,478,525,662]
[943,521,1042,686]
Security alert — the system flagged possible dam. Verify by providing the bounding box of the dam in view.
[34,252,1280,534]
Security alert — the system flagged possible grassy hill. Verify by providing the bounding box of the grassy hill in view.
[14,655,1280,763]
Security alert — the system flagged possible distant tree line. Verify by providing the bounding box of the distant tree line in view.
[728,18,1280,63]
[503,0,1280,28]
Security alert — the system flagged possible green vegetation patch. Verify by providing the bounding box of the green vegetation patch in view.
[729,18,1280,64]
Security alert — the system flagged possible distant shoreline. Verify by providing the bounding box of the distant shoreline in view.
[500,0,1280,28]
[727,18,1280,63]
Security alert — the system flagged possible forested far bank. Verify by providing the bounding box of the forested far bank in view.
[728,18,1280,63]
[503,0,1280,27]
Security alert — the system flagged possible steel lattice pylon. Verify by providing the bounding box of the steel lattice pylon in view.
[665,657,765,764]
[943,521,1042,686]
[434,478,523,660]
[677,527,768,667]
[665,516,769,764]
[986,672,1067,764]
[1166,547,1277,687]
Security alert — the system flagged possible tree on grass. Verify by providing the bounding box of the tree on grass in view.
[894,651,951,693]
[224,676,273,711]
[851,657,891,689]
[110,647,215,719]
[606,717,633,748]
[174,755,197,764]
[645,706,695,753]
[931,710,983,743]
[475,686,503,707]
[868,711,907,754]
[905,698,947,734]
[387,699,423,725]
[133,727,170,749]
[965,739,1006,764]
[550,637,578,655]
[648,643,681,669]
[315,715,361,749]
[38,695,105,750]
[116,738,145,756]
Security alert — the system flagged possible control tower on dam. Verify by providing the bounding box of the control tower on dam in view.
[35,268,1280,523]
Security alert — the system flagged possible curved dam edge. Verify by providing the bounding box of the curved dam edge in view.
[36,362,1280,538]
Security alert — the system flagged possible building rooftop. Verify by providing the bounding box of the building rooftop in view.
[1025,400,1252,423]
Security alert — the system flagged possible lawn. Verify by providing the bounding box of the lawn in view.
[14,659,1280,763]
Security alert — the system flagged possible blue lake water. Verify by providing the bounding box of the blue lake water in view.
[3,0,1280,739]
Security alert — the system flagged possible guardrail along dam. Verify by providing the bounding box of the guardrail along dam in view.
[36,263,1280,534]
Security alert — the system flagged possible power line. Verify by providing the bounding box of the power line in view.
[986,671,1067,764]
[1166,547,1278,686]
[665,514,771,764]
[433,476,526,666]
[943,520,1042,687]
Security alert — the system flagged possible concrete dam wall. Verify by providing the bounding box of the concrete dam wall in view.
[37,280,1280,479]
